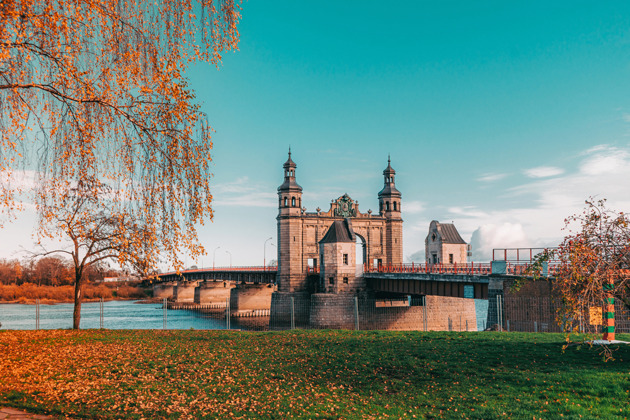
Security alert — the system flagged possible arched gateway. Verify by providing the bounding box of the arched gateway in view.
[276,150,403,292]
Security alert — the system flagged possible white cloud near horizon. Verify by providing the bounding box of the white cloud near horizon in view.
[406,144,630,262]
[469,223,529,261]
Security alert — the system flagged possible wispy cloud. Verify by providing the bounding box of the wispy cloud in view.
[523,166,564,178]
[213,177,277,207]
[404,200,424,214]
[477,173,507,182]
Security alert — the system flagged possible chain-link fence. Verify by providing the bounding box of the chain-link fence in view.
[2,295,628,333]
[499,295,630,334]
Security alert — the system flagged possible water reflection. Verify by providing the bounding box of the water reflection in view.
[0,300,235,330]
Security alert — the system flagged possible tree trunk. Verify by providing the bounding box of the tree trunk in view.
[73,275,84,329]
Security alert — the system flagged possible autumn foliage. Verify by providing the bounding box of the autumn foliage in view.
[0,0,241,270]
[0,330,629,418]
[0,282,147,303]
[0,256,119,286]
[530,199,630,334]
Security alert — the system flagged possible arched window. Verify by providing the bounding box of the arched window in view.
[386,201,390,211]
[284,197,288,207]
[393,202,397,211]
[292,197,296,207]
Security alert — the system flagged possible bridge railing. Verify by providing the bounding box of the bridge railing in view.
[503,261,561,276]
[492,247,559,263]
[158,266,277,277]
[365,262,492,275]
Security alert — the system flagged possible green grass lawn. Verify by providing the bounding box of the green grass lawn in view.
[1,330,629,419]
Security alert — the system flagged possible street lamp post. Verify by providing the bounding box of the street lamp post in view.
[225,250,232,268]
[213,246,221,270]
[264,237,273,270]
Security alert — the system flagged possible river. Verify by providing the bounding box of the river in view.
[0,300,238,330]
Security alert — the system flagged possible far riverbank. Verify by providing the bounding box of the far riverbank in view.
[0,282,150,305]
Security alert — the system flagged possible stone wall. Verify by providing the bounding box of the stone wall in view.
[310,294,357,329]
[423,295,477,331]
[441,243,468,264]
[307,294,477,331]
[269,291,311,329]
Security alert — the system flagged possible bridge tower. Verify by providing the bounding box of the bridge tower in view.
[277,149,304,292]
[378,156,403,266]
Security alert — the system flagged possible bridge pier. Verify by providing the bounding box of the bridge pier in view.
[173,281,200,302]
[153,281,177,299]
[194,280,235,304]
[230,283,276,312]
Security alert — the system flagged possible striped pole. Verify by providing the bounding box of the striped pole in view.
[602,276,615,341]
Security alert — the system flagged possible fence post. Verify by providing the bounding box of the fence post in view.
[466,319,468,331]
[354,296,359,331]
[423,296,428,331]
[507,320,510,332]
[163,298,167,330]
[100,298,104,329]
[496,295,503,331]
[290,297,295,330]
[35,299,40,330]
[226,297,230,330]
[534,321,538,333]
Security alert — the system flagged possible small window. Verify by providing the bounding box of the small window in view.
[284,197,288,207]
[449,254,454,264]
[431,233,436,242]
[393,202,397,211]
[343,254,348,265]
[343,277,349,284]
[386,201,390,211]
[329,277,334,285]
[292,197,296,207]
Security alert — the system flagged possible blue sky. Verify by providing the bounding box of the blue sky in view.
[3,1,630,268]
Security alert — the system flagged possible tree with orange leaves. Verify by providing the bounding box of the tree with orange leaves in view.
[531,199,630,340]
[1,0,240,261]
[1,0,240,327]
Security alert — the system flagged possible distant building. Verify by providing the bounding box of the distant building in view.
[425,221,469,264]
